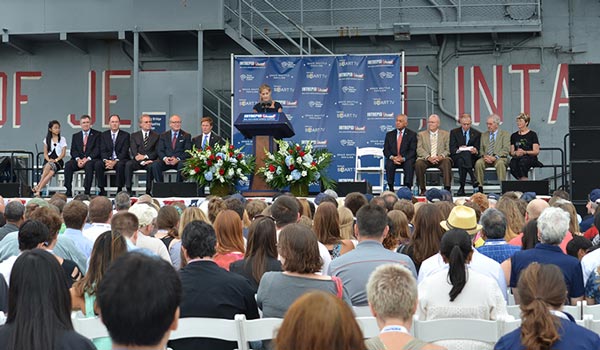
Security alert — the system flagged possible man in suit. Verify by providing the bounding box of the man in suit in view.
[450,113,481,196]
[95,114,131,196]
[475,114,510,193]
[415,114,452,195]
[64,115,101,197]
[383,114,417,191]
[125,114,159,195]
[192,116,224,150]
[151,114,192,184]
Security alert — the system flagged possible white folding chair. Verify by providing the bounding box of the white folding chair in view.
[564,302,582,320]
[169,317,244,349]
[352,305,372,317]
[71,312,109,341]
[236,314,283,350]
[413,318,503,343]
[506,305,521,319]
[583,314,600,333]
[355,316,380,338]
[355,147,385,193]
[581,300,600,320]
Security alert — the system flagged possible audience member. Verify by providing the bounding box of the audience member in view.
[328,204,416,306]
[314,202,354,258]
[0,249,95,350]
[258,223,351,317]
[496,196,525,242]
[245,199,267,221]
[97,252,181,350]
[403,203,445,271]
[71,230,127,349]
[344,192,368,216]
[82,196,113,243]
[128,204,171,262]
[504,207,584,305]
[338,206,355,240]
[520,219,540,250]
[170,221,258,350]
[0,201,24,241]
[418,229,507,350]
[496,263,600,349]
[114,190,131,211]
[275,291,364,350]
[387,210,410,251]
[154,205,180,250]
[581,189,600,232]
[469,192,489,212]
[508,198,549,247]
[581,211,600,285]
[477,208,520,263]
[61,200,93,258]
[230,216,282,292]
[213,209,245,270]
[553,199,581,235]
[207,196,225,223]
[366,264,444,350]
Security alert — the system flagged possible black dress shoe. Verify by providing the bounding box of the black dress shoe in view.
[456,187,466,196]
[98,190,107,196]
[478,186,484,193]
[65,191,72,197]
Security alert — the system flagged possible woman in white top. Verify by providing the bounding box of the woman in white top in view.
[418,228,508,350]
[33,120,67,197]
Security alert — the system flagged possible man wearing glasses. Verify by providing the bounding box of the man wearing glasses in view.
[151,115,192,184]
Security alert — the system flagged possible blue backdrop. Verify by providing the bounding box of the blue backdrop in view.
[232,54,403,187]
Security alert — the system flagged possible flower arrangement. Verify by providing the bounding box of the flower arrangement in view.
[258,139,334,191]
[183,141,255,192]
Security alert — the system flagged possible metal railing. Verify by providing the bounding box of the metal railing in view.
[203,88,233,140]
[224,0,334,55]
[226,0,541,38]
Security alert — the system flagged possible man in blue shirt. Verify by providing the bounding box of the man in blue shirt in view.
[477,208,520,263]
[503,207,584,305]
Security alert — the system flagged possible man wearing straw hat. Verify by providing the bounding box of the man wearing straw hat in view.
[418,205,507,301]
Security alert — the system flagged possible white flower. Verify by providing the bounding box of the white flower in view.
[268,154,275,160]
[296,157,302,163]
[286,175,293,181]
[189,169,196,175]
[301,170,307,177]
[228,168,235,177]
[237,168,242,174]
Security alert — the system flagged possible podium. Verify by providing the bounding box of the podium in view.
[234,112,295,196]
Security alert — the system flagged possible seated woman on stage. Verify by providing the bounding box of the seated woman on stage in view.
[509,113,541,180]
[252,83,283,113]
[33,120,67,197]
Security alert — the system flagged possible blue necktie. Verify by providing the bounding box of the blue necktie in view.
[202,135,209,148]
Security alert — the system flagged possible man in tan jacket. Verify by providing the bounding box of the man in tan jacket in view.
[415,114,452,195]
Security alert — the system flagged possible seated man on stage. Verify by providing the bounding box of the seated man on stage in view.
[450,113,481,196]
[415,114,452,195]
[383,114,417,192]
[192,116,224,150]
[125,114,159,195]
[475,114,510,193]
[64,115,101,197]
[151,114,192,184]
[95,114,130,196]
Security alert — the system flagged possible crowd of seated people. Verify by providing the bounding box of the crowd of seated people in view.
[1,186,600,349]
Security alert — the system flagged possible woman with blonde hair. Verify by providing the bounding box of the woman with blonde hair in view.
[385,210,410,251]
[338,206,355,240]
[274,291,364,350]
[154,206,180,251]
[496,263,600,349]
[553,199,581,235]
[171,207,209,269]
[496,196,525,242]
[313,202,354,258]
[213,209,245,270]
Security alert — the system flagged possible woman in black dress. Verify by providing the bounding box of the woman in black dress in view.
[252,83,283,113]
[509,113,541,180]
[33,120,67,196]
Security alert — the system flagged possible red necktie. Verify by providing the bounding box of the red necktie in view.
[396,130,403,156]
[83,132,88,152]
[171,133,177,149]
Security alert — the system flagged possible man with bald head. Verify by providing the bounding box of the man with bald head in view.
[475,114,510,193]
[415,114,452,195]
[508,198,554,248]
[151,115,192,184]
[383,114,417,191]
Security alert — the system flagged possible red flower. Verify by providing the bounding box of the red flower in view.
[194,167,200,173]
[229,145,235,150]
[216,156,222,161]
[206,146,211,151]
[237,153,243,160]
[219,168,225,175]
[311,161,317,166]
[299,151,305,157]
[268,164,276,172]
[295,145,301,151]
[229,152,234,157]
[207,160,212,166]
[289,164,295,170]
[209,154,215,160]
[288,149,293,154]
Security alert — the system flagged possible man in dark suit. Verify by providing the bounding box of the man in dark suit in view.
[168,221,259,350]
[450,113,481,196]
[151,114,192,184]
[192,116,224,150]
[95,114,131,196]
[64,115,101,197]
[125,114,159,195]
[383,114,417,191]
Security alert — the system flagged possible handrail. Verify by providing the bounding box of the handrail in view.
[538,147,566,191]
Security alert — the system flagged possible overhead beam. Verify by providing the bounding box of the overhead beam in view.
[118,31,133,46]
[2,33,33,55]
[140,32,169,56]
[60,32,88,54]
